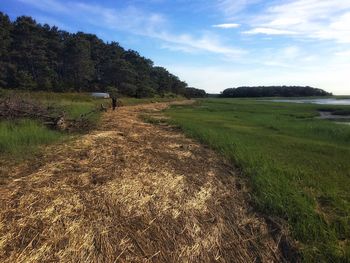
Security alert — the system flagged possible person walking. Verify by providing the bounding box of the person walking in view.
[111,96,117,111]
[107,86,118,111]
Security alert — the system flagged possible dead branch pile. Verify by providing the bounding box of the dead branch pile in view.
[0,95,104,132]
[0,95,60,123]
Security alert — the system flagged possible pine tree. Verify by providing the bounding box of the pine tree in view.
[63,33,94,91]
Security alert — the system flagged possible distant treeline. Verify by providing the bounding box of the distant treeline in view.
[184,87,207,98]
[221,86,331,98]
[0,12,206,98]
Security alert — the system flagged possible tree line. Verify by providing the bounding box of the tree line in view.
[220,86,331,98]
[0,12,206,98]
[184,87,207,98]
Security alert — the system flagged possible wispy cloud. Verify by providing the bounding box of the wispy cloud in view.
[18,0,70,13]
[335,49,350,57]
[244,0,350,43]
[212,23,240,29]
[254,45,319,68]
[156,32,246,57]
[244,27,297,35]
[18,0,244,58]
[216,0,262,17]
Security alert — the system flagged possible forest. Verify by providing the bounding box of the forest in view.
[0,12,205,98]
[221,86,332,98]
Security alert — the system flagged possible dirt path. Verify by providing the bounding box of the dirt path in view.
[0,102,286,262]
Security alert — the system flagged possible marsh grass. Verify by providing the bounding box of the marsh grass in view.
[166,98,350,262]
[0,119,63,158]
[119,95,184,106]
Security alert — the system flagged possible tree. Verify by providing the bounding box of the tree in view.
[0,12,12,87]
[220,86,331,98]
[10,16,55,90]
[63,33,94,91]
[42,25,65,91]
[106,86,119,98]
[184,87,207,98]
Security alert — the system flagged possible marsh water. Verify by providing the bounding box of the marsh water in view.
[270,98,350,125]
[271,98,350,105]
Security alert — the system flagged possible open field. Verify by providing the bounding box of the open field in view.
[165,98,350,262]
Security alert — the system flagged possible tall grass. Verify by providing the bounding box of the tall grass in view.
[166,99,350,262]
[0,119,63,158]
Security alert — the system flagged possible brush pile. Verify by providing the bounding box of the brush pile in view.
[0,95,102,132]
[0,95,59,122]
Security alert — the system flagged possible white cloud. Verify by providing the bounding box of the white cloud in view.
[335,50,350,57]
[279,46,300,59]
[160,43,197,53]
[155,32,245,58]
[253,45,320,69]
[212,23,240,29]
[245,0,350,43]
[244,27,297,35]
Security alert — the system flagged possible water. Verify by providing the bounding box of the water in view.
[271,98,350,105]
[269,98,350,125]
[335,121,350,126]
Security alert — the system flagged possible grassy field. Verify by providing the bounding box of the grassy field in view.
[119,94,185,106]
[165,98,350,262]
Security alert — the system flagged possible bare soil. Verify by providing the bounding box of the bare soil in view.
[0,101,289,262]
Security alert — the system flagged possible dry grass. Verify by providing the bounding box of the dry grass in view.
[0,101,290,262]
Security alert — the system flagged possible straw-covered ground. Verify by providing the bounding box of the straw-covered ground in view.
[0,101,290,262]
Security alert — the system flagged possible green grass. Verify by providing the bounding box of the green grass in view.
[0,119,63,158]
[119,95,185,106]
[165,98,350,262]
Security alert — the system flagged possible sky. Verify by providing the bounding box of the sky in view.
[1,0,350,95]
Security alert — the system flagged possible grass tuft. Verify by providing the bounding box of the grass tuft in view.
[0,119,63,158]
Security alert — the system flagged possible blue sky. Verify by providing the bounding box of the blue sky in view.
[1,0,350,94]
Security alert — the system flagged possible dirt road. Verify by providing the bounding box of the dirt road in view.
[0,102,286,262]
